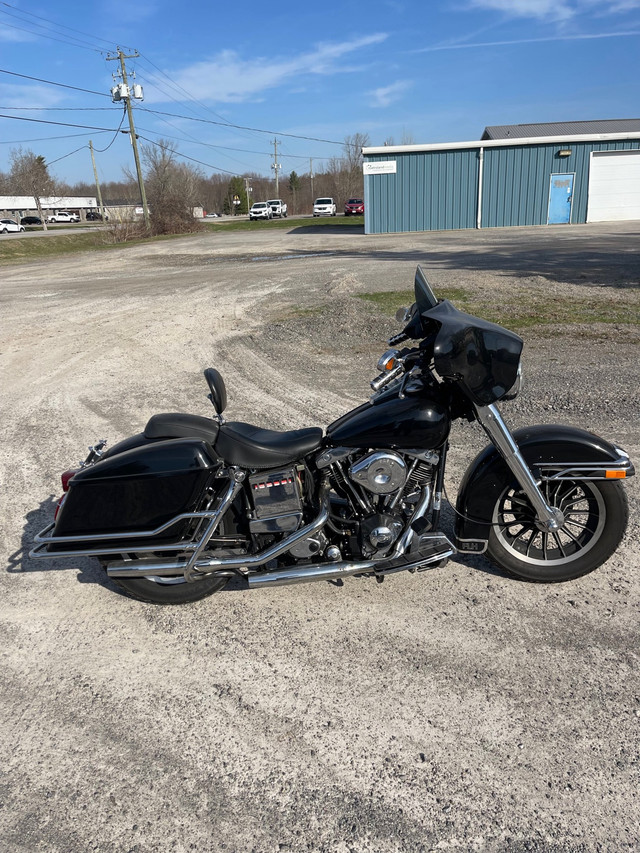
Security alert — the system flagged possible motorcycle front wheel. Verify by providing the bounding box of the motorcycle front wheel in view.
[486,479,628,583]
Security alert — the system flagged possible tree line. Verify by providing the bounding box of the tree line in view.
[0,132,369,233]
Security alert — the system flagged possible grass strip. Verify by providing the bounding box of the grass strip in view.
[357,287,640,333]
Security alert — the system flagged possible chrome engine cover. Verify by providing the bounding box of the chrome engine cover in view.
[349,451,407,495]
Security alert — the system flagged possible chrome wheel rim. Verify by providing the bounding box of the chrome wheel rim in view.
[492,480,606,567]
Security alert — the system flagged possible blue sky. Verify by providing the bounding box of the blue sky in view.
[1,0,639,186]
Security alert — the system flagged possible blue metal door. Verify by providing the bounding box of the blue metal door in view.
[547,173,574,224]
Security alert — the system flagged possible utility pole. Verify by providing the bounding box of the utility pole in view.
[309,157,314,204]
[88,141,106,220]
[107,47,150,230]
[244,177,252,213]
[271,139,282,196]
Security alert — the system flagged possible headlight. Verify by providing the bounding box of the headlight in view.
[503,362,523,401]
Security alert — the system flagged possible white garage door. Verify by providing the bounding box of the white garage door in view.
[587,149,640,222]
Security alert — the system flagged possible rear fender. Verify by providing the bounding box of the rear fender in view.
[455,424,634,553]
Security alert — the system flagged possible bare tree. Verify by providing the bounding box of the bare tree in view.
[9,147,57,230]
[137,139,205,234]
[325,133,370,203]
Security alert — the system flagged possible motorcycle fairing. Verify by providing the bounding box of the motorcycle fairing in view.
[427,300,523,406]
[455,424,634,549]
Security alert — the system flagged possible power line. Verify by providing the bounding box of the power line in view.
[0,130,112,145]
[0,67,110,97]
[0,1,130,51]
[0,15,104,54]
[136,53,242,130]
[136,135,239,176]
[137,107,347,146]
[92,107,127,152]
[0,106,115,111]
[0,113,123,131]
[47,144,89,166]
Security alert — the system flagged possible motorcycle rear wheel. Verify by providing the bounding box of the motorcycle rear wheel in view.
[486,479,628,583]
[106,565,231,605]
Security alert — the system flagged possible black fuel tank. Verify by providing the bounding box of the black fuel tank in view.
[327,394,450,449]
[53,438,221,543]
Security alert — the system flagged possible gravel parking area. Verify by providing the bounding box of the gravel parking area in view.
[1,221,639,852]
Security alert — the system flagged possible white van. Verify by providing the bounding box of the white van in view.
[313,197,336,217]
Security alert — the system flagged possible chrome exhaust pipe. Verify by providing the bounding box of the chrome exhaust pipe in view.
[247,541,454,588]
[248,560,376,588]
[106,498,329,579]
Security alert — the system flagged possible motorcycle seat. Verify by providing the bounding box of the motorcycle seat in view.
[215,422,323,469]
[144,413,220,444]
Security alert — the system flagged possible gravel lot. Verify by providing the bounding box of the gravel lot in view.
[1,221,639,852]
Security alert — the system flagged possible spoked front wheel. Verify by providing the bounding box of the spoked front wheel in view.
[486,479,628,582]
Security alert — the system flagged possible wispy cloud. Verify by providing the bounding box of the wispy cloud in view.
[468,0,573,20]
[159,34,388,105]
[0,84,65,109]
[416,29,640,51]
[369,80,412,107]
[467,0,640,20]
[0,25,37,43]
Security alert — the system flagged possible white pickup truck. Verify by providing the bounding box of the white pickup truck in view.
[47,211,79,224]
[267,199,288,218]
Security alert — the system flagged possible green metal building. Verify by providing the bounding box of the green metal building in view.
[362,121,640,234]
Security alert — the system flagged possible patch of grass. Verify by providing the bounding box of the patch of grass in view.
[357,287,640,332]
[0,230,192,265]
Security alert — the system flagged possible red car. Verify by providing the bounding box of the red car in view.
[344,198,364,216]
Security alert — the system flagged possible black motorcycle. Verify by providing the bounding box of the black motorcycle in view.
[31,267,634,604]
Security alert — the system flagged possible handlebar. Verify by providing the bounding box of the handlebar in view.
[388,330,409,347]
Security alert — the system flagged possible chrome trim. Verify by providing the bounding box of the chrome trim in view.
[248,535,455,588]
[248,559,376,588]
[537,460,634,481]
[370,364,404,393]
[474,404,564,532]
[376,348,400,372]
[30,470,244,569]
[389,485,431,558]
[106,495,330,580]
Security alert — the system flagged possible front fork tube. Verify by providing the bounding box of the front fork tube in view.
[431,441,448,530]
[474,404,564,532]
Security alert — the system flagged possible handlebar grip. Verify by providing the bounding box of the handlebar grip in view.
[388,331,409,346]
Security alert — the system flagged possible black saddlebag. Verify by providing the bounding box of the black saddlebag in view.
[50,438,222,550]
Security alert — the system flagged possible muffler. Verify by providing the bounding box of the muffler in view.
[247,540,454,588]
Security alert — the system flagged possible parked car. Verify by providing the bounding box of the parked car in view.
[46,211,79,224]
[344,198,364,216]
[20,216,42,226]
[86,211,108,221]
[313,197,336,217]
[249,202,273,221]
[204,212,220,218]
[0,218,26,233]
[267,199,288,218]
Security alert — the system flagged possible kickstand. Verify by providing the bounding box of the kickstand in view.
[328,578,344,587]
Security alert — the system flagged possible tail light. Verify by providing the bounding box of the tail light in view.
[61,469,78,492]
[54,468,79,521]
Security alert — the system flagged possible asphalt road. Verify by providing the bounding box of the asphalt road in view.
[1,221,639,853]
